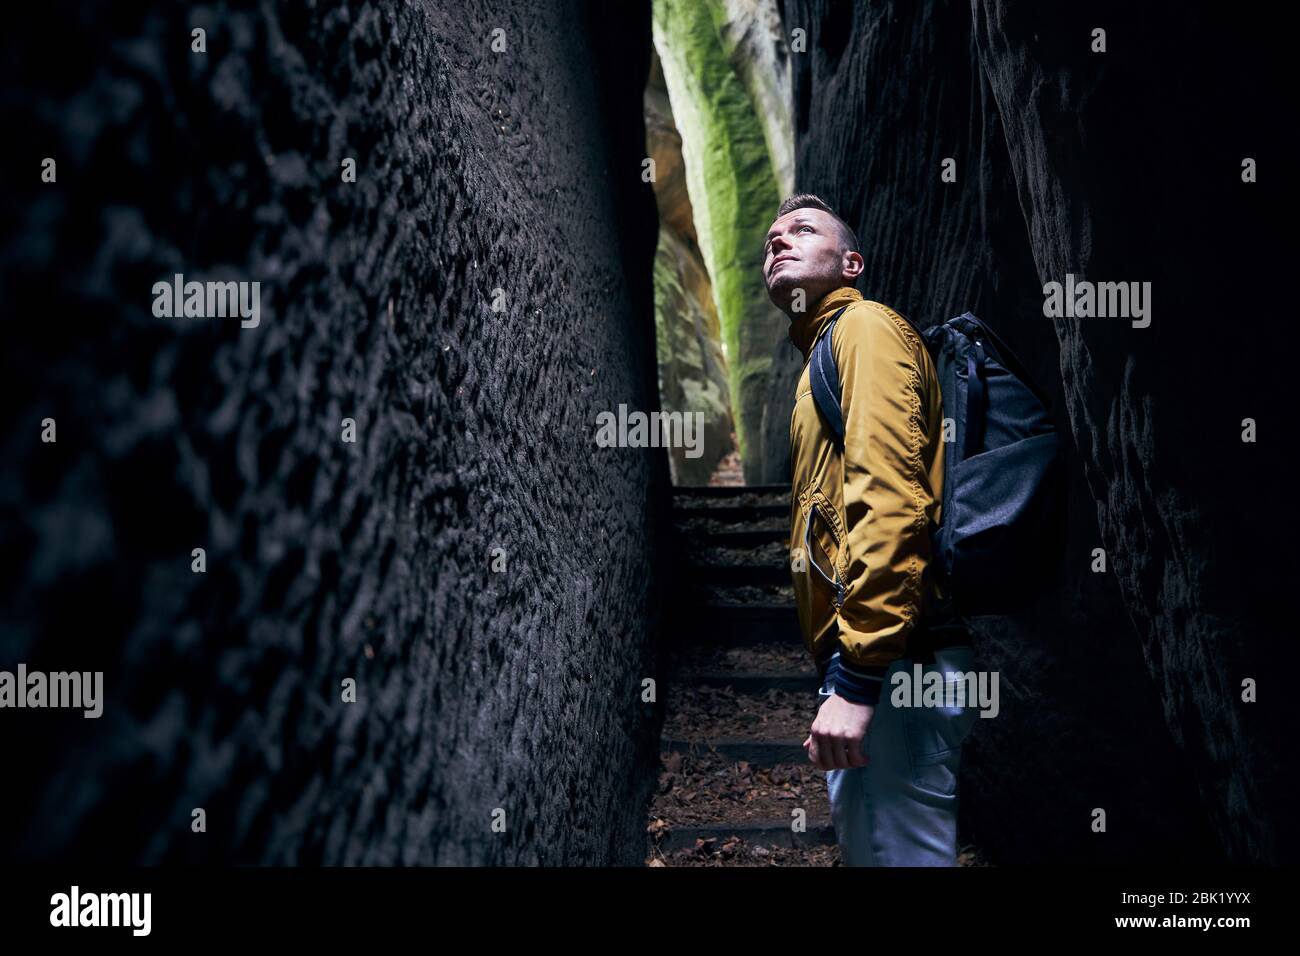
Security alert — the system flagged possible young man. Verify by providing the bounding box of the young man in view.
[762,193,977,866]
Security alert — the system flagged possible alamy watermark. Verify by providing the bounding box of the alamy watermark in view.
[0,664,103,718]
[1042,273,1150,328]
[50,886,151,936]
[594,404,704,458]
[890,664,1000,718]
[152,272,261,328]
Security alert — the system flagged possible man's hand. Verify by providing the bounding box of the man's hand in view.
[804,693,874,770]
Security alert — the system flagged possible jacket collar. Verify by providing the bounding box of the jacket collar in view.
[788,285,863,358]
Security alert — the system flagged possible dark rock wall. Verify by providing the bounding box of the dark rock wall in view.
[783,0,1293,862]
[971,0,1296,864]
[0,0,666,864]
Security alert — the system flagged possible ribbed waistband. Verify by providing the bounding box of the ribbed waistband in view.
[817,614,972,670]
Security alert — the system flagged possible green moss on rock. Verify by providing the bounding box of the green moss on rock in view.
[653,0,787,482]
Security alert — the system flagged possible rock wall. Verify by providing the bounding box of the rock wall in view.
[646,49,736,486]
[653,0,792,483]
[717,0,796,199]
[0,0,666,865]
[782,0,1294,862]
[970,0,1296,864]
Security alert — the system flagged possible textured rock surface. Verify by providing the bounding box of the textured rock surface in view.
[782,0,1293,862]
[970,0,1296,864]
[653,0,790,483]
[0,0,666,864]
[646,49,736,486]
[718,0,796,198]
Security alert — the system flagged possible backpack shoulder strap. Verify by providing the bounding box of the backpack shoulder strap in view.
[810,305,850,446]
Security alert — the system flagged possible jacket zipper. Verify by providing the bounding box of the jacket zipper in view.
[803,502,846,608]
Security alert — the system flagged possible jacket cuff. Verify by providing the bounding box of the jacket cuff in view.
[826,647,890,706]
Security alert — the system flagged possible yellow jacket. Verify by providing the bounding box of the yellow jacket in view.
[787,286,947,673]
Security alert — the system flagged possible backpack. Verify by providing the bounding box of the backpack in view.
[809,304,1067,616]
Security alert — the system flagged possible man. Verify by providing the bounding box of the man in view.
[762,193,978,866]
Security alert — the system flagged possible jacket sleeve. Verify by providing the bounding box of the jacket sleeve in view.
[829,303,934,702]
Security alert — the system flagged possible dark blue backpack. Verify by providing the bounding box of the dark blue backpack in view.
[810,305,1066,616]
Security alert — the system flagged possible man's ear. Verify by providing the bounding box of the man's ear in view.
[842,250,865,282]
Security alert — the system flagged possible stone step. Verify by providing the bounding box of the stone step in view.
[677,671,815,694]
[650,820,836,852]
[677,528,786,548]
[684,563,789,587]
[671,484,792,498]
[661,737,807,765]
[680,601,798,644]
[672,503,788,522]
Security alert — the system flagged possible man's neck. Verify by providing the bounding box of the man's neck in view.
[787,286,865,357]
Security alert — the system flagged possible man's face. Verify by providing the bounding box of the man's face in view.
[761,208,861,315]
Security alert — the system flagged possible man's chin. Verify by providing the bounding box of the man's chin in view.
[766,273,803,309]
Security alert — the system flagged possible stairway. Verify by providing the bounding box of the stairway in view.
[645,484,988,867]
[645,484,840,866]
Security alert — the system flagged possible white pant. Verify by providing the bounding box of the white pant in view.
[819,645,978,866]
